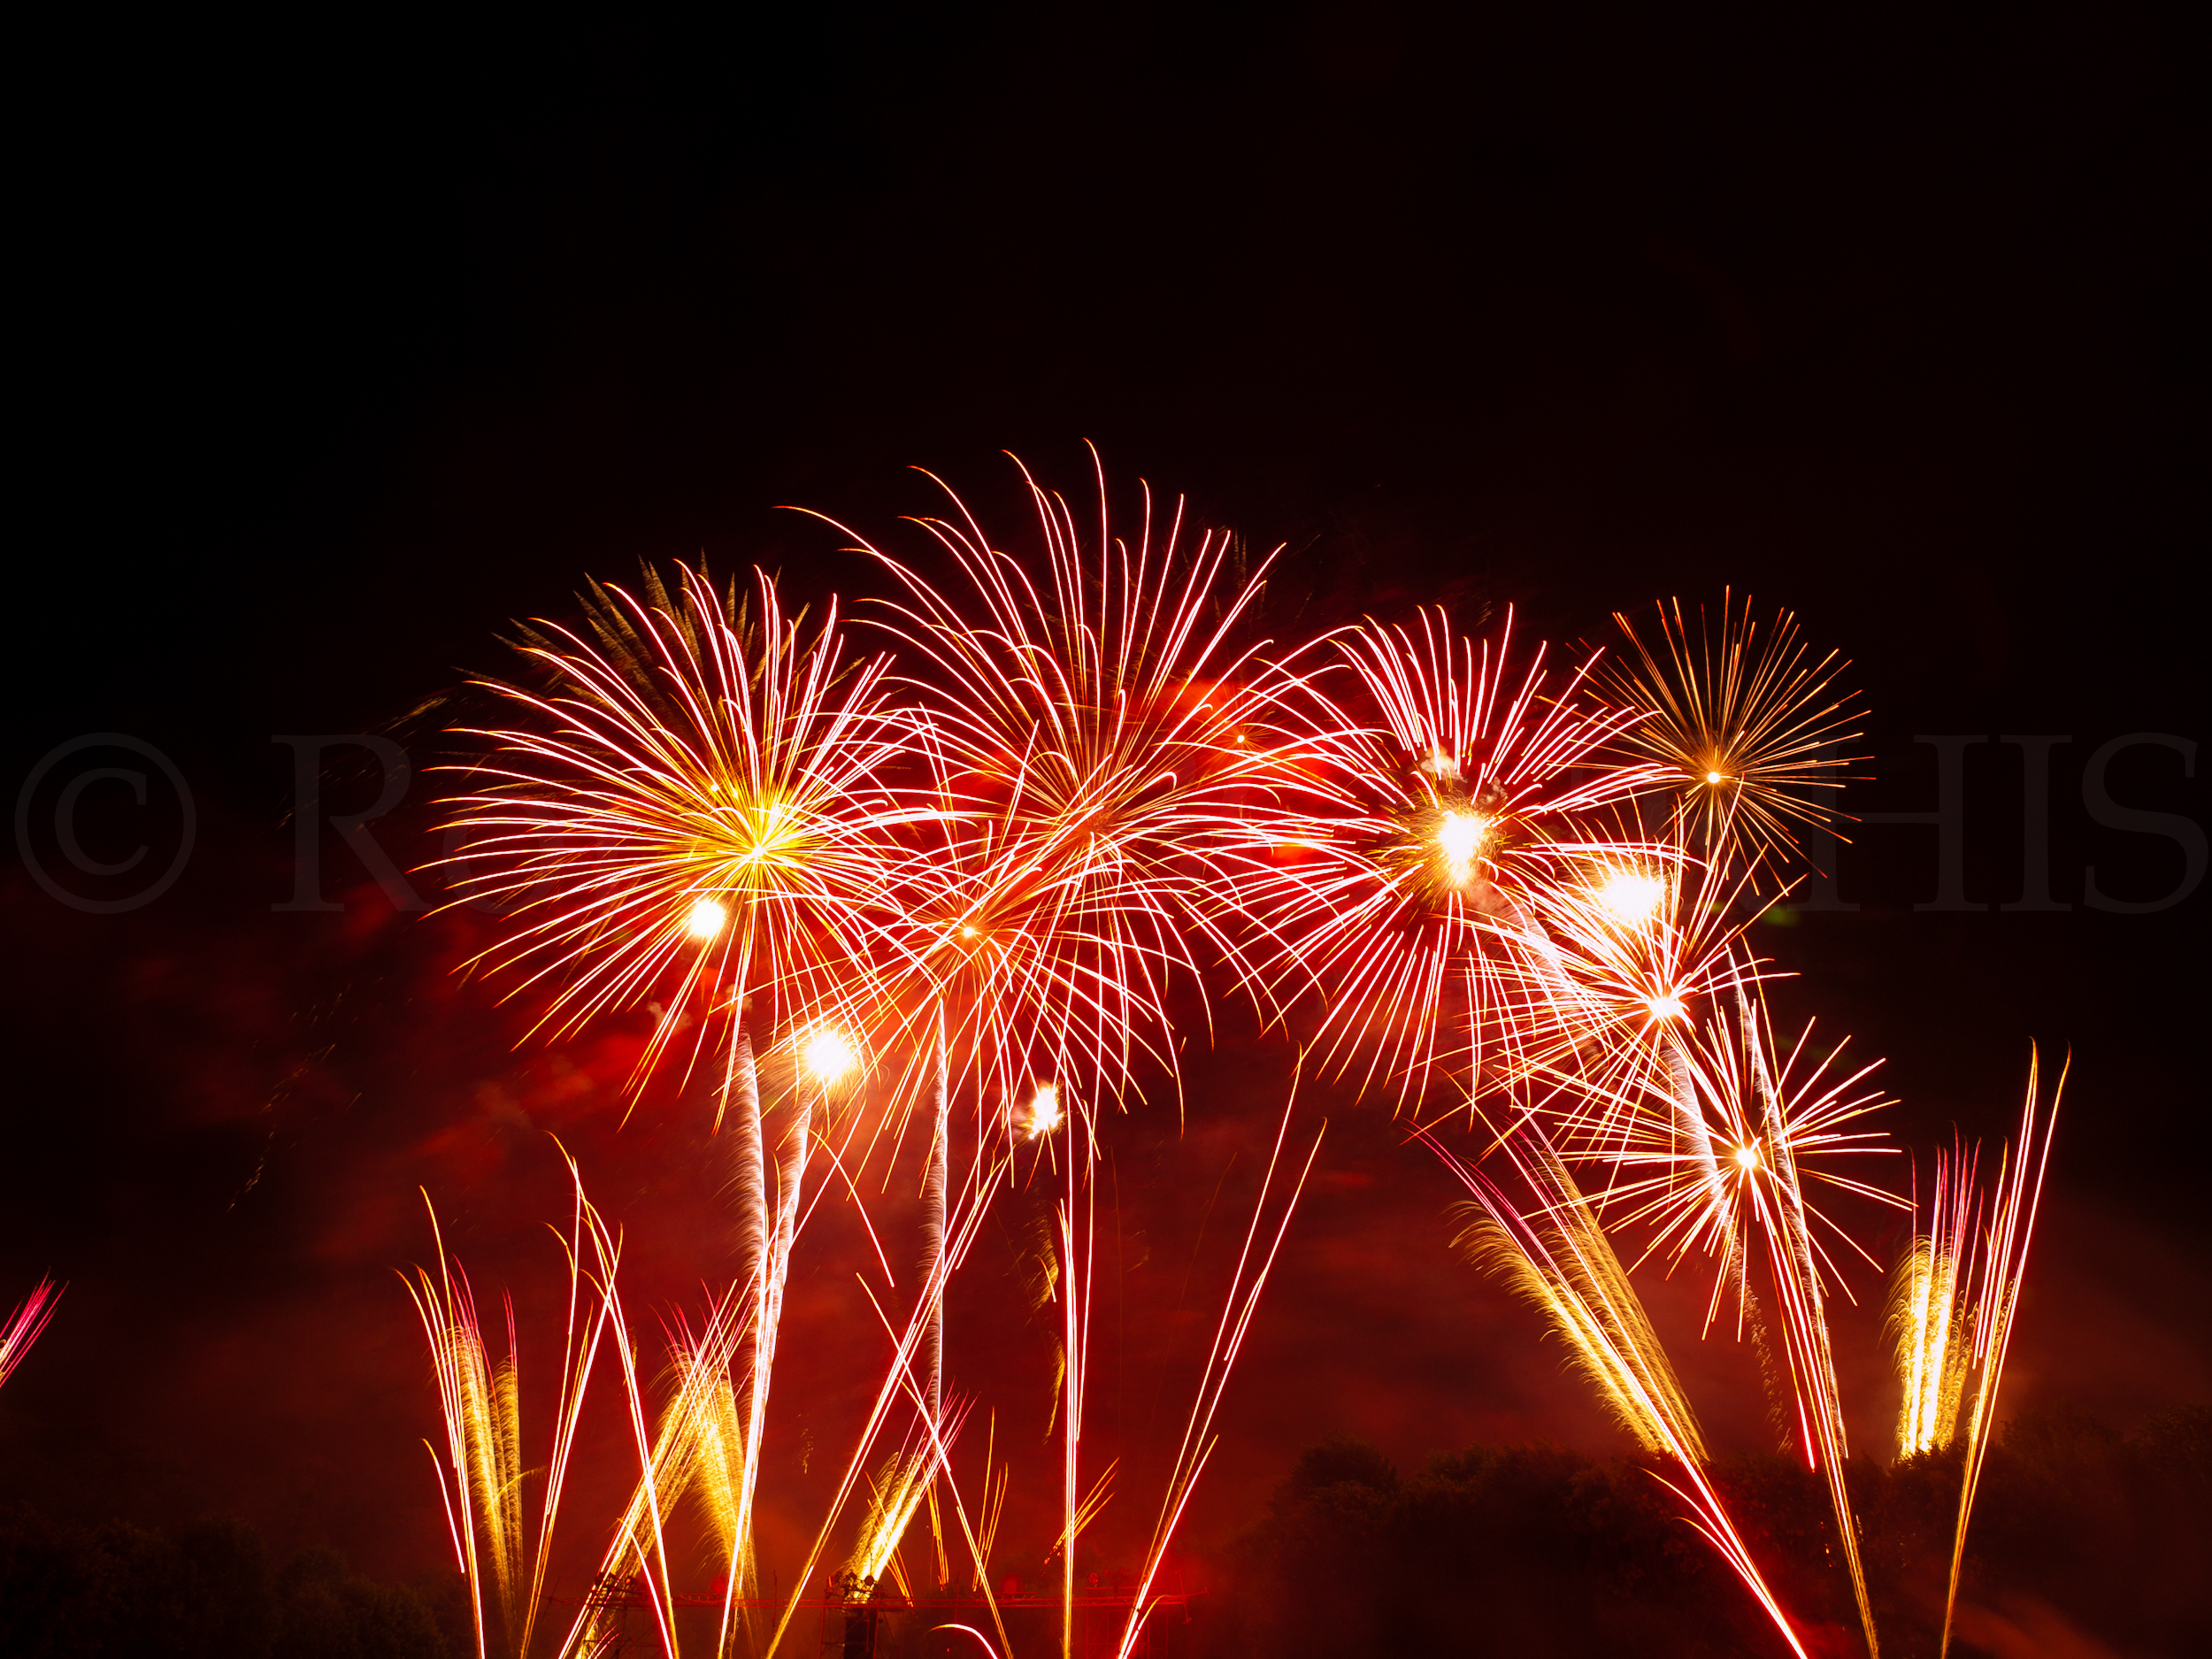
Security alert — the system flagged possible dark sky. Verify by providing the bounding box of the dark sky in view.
[5,4,2204,1597]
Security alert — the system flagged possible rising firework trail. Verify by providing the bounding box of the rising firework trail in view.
[404,1162,618,1659]
[1426,1124,1813,1659]
[1118,1079,1323,1659]
[1891,1140,1981,1459]
[1937,1052,2064,1659]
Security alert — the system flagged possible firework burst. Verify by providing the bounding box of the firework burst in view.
[1236,606,1664,1110]
[1599,592,1864,877]
[807,449,1334,1122]
[443,562,933,1110]
[1577,975,1903,1657]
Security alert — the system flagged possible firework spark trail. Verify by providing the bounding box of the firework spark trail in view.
[846,1397,973,1592]
[852,1301,1018,1659]
[722,1026,771,1643]
[1940,1051,2064,1659]
[968,1412,1010,1594]
[1056,1107,1098,1659]
[923,1041,949,1439]
[1891,1141,1980,1459]
[574,1198,686,1659]
[1737,987,1881,1659]
[761,1141,1013,1659]
[1600,592,1865,876]
[1117,1080,1324,1659]
[1424,1125,1810,1659]
[404,1161,616,1659]
[0,1278,61,1392]
[1235,606,1667,1112]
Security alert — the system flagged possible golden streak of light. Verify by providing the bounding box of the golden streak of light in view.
[1429,1125,1814,1659]
[1602,591,1867,874]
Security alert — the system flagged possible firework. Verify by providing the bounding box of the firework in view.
[803,452,1344,1655]
[846,1400,972,1593]
[403,1167,617,1659]
[1475,827,1767,1146]
[443,562,931,1108]
[0,1278,60,1392]
[1234,606,1665,1111]
[1117,1084,1322,1659]
[763,1133,1017,1659]
[1938,1053,2064,1659]
[1890,1141,1979,1458]
[1427,1124,1812,1659]
[1548,969,1904,1656]
[1599,592,1864,877]
[808,449,1331,1118]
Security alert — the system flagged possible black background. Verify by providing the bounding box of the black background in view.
[5,2,2204,1592]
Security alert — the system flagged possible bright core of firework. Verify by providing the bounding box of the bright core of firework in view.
[684,897,728,941]
[1646,993,1686,1021]
[1025,1084,1064,1140]
[1733,1143,1762,1171]
[1593,868,1666,926]
[800,1026,858,1084]
[1435,810,1487,885]
[1705,768,1728,785]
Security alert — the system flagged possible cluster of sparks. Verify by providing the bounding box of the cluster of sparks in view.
[409,451,2060,1659]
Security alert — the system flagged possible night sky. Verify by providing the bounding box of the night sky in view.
[5,4,2204,1599]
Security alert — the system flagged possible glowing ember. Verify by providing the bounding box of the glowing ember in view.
[685,896,729,941]
[1025,1084,1064,1140]
[1435,810,1486,885]
[800,1027,859,1084]
[1593,868,1666,926]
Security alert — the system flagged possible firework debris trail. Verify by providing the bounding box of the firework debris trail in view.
[1936,1053,2063,1659]
[0,1277,62,1393]
[403,1156,618,1659]
[418,457,2060,1659]
[1430,1124,1814,1659]
[1116,1073,1324,1659]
